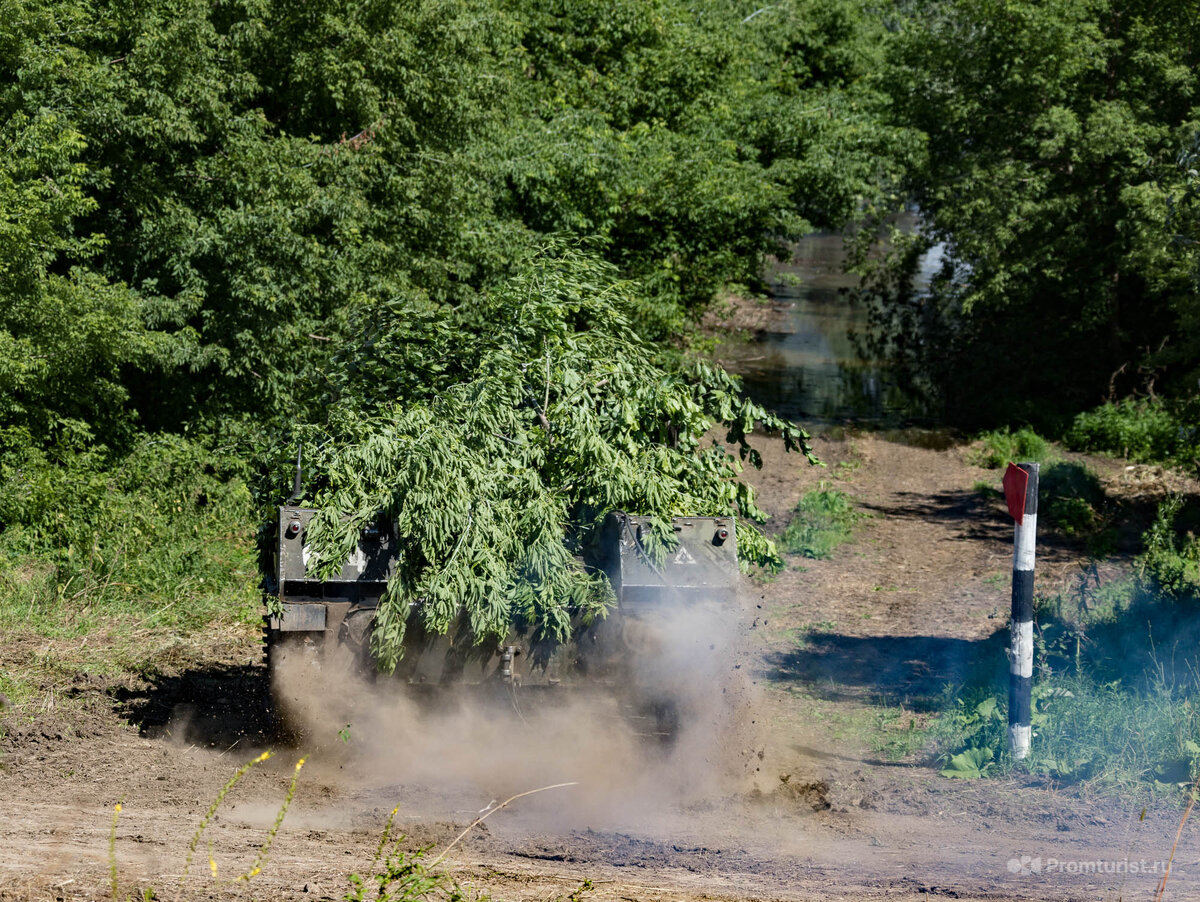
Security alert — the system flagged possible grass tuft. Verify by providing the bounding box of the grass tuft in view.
[346,840,466,902]
[779,483,863,559]
[235,755,306,883]
[109,801,122,900]
[966,426,1051,469]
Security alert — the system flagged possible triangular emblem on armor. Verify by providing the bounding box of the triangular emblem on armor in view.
[672,545,696,565]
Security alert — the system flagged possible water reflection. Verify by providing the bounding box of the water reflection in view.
[714,227,942,427]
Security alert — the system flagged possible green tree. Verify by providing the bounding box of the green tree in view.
[0,1,148,453]
[871,0,1200,426]
[3,0,902,444]
[76,0,518,428]
[491,0,907,339]
[0,0,523,440]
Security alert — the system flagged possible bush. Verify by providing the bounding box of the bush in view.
[1137,495,1200,602]
[1039,460,1108,540]
[934,655,1200,790]
[0,435,259,640]
[779,483,863,559]
[1065,398,1187,463]
[935,562,1200,791]
[974,449,1114,550]
[966,426,1050,469]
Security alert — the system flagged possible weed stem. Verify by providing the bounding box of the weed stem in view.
[429,782,579,869]
[1154,780,1198,901]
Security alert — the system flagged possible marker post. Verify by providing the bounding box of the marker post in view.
[1003,462,1039,761]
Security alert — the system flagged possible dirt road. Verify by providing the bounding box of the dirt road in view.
[3,433,1197,901]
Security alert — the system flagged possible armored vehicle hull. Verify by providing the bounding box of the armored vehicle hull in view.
[263,509,739,734]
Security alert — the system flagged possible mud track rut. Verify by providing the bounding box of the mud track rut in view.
[2,434,1199,901]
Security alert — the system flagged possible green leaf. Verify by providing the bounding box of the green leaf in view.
[940,746,995,780]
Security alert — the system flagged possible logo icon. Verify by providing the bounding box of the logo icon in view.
[1007,856,1042,875]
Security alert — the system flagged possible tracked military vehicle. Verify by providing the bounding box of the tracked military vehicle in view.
[263,472,740,733]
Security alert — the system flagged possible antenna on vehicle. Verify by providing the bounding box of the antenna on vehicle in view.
[287,444,303,504]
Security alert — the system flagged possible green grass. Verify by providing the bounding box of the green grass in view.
[972,479,1001,499]
[966,426,1051,469]
[0,435,260,697]
[1028,676,1200,789]
[935,676,1200,792]
[767,687,934,763]
[787,619,838,648]
[869,706,933,761]
[779,483,864,559]
[932,570,1200,795]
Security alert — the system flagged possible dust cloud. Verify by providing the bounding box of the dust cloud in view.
[268,598,763,835]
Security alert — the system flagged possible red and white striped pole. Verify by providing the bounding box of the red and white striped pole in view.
[1003,462,1038,760]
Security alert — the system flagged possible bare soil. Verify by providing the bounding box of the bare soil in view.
[701,292,794,338]
[3,433,1200,902]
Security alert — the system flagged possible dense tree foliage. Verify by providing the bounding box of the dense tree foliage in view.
[1,0,894,450]
[1,0,893,656]
[490,0,905,337]
[3,0,518,436]
[866,0,1200,427]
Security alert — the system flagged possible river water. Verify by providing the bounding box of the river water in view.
[714,229,943,428]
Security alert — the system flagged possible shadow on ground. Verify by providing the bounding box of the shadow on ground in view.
[115,663,276,749]
[764,630,1010,710]
[864,468,1177,559]
[855,488,1090,554]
